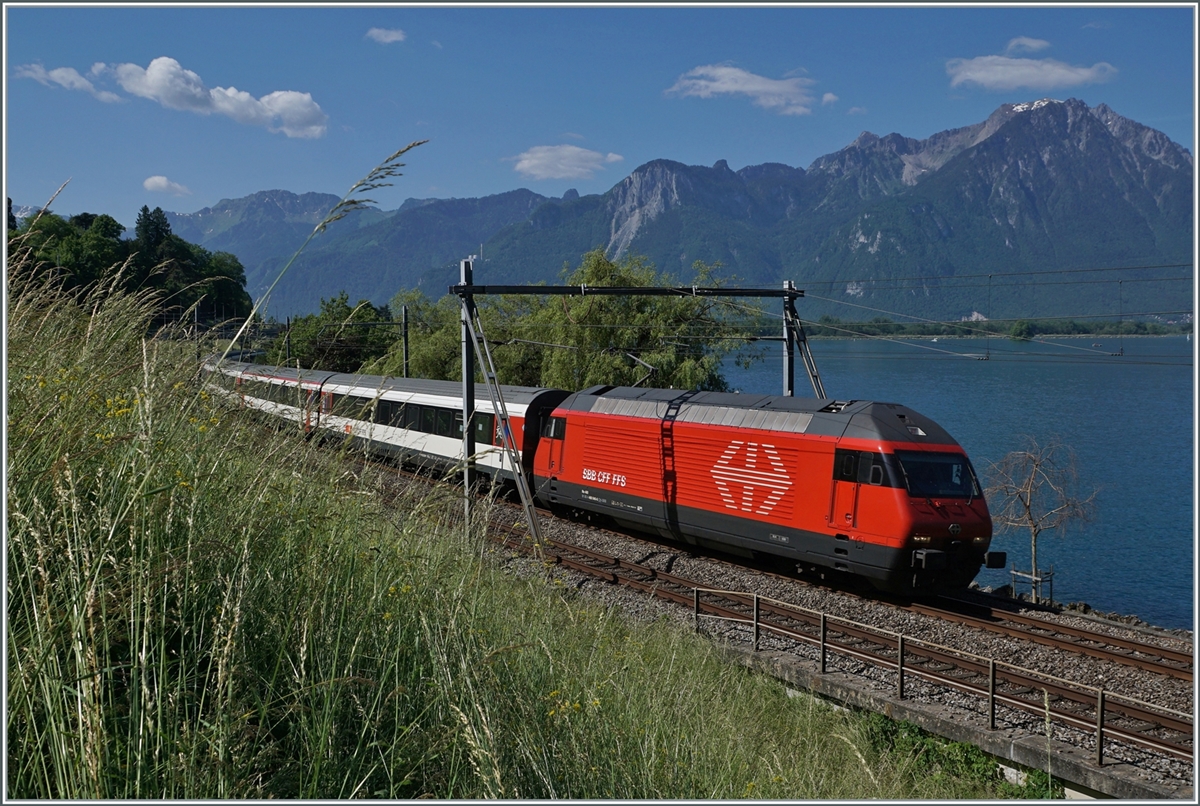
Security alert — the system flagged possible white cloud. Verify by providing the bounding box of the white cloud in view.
[947,55,1115,91]
[143,175,191,195]
[821,92,838,105]
[666,64,817,115]
[366,27,406,44]
[947,53,1116,91]
[847,106,868,115]
[1005,36,1051,55]
[16,63,121,102]
[112,56,328,137]
[511,145,623,180]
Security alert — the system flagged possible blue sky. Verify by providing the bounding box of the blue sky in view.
[5,4,1196,230]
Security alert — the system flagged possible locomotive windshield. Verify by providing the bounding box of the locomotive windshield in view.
[894,450,980,499]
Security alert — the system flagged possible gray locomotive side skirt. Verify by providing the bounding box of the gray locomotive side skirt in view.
[537,478,985,592]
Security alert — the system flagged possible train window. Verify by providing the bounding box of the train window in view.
[858,452,887,485]
[894,450,979,498]
[833,449,858,482]
[541,416,566,440]
[435,409,454,438]
[453,411,464,438]
[404,404,421,430]
[473,413,495,446]
[355,396,375,419]
[376,400,406,428]
[418,406,436,434]
[331,393,370,418]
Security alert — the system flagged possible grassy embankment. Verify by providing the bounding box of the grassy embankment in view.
[6,244,1058,798]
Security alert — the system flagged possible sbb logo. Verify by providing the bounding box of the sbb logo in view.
[711,440,792,515]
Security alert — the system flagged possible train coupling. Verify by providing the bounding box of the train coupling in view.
[912,549,947,570]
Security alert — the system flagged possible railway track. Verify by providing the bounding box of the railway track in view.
[491,516,1193,768]
[914,596,1194,682]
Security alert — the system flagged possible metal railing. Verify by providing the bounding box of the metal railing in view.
[690,586,1192,765]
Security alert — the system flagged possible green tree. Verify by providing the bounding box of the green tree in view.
[529,250,751,391]
[134,205,171,251]
[1009,320,1034,341]
[267,291,396,372]
[365,249,761,391]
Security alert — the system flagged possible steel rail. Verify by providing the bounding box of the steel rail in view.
[930,596,1193,677]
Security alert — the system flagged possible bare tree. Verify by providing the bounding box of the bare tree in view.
[985,436,1097,604]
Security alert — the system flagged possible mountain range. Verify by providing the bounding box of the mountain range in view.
[158,97,1192,322]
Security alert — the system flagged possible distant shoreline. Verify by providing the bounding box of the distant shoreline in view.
[806,332,1191,341]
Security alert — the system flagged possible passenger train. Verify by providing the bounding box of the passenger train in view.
[203,358,1005,595]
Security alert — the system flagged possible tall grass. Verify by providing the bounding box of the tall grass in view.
[6,241,1023,798]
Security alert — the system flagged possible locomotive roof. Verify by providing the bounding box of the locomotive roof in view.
[560,385,959,446]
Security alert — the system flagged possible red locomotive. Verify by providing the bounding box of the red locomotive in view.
[533,384,1004,594]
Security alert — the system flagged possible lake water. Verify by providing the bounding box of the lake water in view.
[723,335,1195,631]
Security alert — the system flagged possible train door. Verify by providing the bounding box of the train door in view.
[542,415,567,476]
[830,449,860,529]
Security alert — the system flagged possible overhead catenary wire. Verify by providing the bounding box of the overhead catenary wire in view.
[796,261,1194,288]
[691,295,1192,367]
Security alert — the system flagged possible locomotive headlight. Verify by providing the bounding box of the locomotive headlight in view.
[972,536,988,544]
[912,535,932,544]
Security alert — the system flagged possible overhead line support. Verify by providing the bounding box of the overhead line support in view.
[449,280,823,399]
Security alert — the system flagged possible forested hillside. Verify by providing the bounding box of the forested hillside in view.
[8,200,252,322]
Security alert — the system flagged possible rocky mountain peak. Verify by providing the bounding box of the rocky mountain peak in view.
[604,160,690,257]
[1090,102,1193,170]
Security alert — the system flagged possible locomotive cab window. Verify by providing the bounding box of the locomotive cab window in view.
[541,416,566,440]
[833,449,858,481]
[858,452,887,486]
[894,450,979,498]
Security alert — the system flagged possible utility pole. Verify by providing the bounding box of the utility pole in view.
[783,280,795,397]
[460,258,477,526]
[402,304,410,378]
